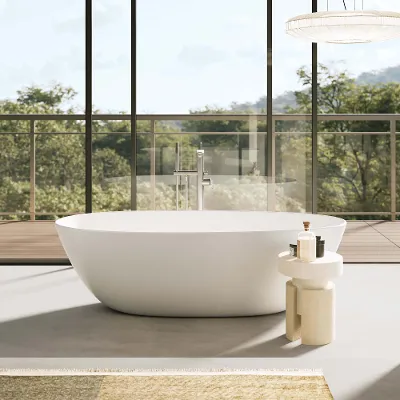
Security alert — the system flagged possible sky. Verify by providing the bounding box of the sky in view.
[0,0,399,113]
[0,0,130,113]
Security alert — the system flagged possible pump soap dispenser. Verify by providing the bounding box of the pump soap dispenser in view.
[297,221,316,262]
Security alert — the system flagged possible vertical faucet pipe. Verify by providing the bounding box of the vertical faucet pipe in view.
[185,176,189,210]
[197,150,205,211]
[175,143,180,210]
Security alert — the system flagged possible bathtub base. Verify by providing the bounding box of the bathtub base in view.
[104,305,285,318]
[87,270,290,317]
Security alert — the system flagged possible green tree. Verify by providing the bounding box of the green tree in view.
[288,64,399,216]
[0,85,133,219]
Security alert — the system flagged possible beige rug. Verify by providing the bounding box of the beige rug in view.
[0,369,333,399]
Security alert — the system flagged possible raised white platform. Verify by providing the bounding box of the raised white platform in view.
[0,264,400,399]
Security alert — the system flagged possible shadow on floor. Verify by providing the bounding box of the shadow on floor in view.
[0,304,316,358]
[1,267,73,285]
[351,364,400,400]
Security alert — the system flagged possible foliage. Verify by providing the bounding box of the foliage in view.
[288,64,397,213]
[1,66,399,219]
[17,84,77,108]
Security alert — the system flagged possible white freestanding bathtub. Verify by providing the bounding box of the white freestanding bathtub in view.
[56,211,346,317]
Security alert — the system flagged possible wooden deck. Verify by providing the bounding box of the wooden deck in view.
[0,221,68,265]
[339,221,400,263]
[0,220,400,264]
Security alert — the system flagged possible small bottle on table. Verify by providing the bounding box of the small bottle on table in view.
[297,221,316,262]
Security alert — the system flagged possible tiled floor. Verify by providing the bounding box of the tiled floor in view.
[338,221,400,263]
[1,220,400,264]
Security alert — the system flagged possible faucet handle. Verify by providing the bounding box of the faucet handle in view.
[202,177,212,187]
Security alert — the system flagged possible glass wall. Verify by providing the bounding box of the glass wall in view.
[0,0,85,112]
[137,0,270,211]
[0,1,85,220]
[92,119,131,212]
[92,0,131,212]
[317,0,399,219]
[274,0,312,212]
[0,127,30,219]
[2,0,400,223]
[35,120,86,219]
[93,0,131,113]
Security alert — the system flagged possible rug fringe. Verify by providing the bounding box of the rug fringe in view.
[0,368,324,377]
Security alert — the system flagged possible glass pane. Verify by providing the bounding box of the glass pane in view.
[92,120,132,212]
[93,0,131,113]
[274,0,312,212]
[35,133,85,219]
[317,0,400,219]
[275,120,311,212]
[397,124,400,219]
[0,133,30,219]
[318,123,391,217]
[0,0,84,113]
[137,132,155,210]
[274,0,311,114]
[137,0,267,114]
[137,1,269,211]
[148,117,269,211]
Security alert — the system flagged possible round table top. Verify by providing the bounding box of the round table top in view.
[278,251,343,280]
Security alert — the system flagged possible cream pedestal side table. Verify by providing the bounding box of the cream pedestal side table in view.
[278,251,343,345]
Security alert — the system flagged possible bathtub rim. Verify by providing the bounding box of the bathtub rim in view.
[55,210,347,235]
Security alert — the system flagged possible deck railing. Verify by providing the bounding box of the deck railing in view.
[0,113,398,220]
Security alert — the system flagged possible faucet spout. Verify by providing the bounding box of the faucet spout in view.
[174,170,197,177]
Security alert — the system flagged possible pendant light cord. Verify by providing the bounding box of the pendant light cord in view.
[342,0,347,10]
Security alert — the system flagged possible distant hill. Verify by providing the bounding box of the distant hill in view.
[231,64,400,114]
[357,65,400,85]
[231,91,297,114]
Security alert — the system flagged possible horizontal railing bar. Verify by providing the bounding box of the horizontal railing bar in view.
[0,132,84,135]
[278,131,391,136]
[317,114,399,121]
[136,114,267,121]
[0,212,30,215]
[0,132,30,135]
[0,114,85,121]
[0,130,394,136]
[274,114,400,121]
[135,131,393,136]
[0,212,81,216]
[93,132,130,135]
[0,113,397,122]
[0,114,130,121]
[93,115,131,121]
[35,132,84,135]
[136,131,260,135]
[1,211,393,217]
[35,212,83,215]
[137,113,400,121]
[153,131,266,135]
[318,212,392,215]
[318,132,390,135]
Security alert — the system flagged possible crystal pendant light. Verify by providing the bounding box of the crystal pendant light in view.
[286,0,400,44]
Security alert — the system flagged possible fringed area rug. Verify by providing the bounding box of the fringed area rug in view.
[0,368,333,399]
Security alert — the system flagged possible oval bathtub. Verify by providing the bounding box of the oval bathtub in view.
[55,211,346,317]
